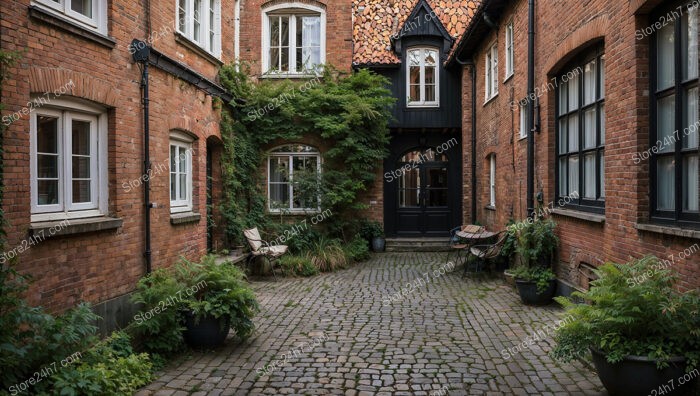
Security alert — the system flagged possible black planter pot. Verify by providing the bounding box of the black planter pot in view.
[182,311,231,349]
[515,279,556,305]
[591,348,696,396]
[372,237,385,252]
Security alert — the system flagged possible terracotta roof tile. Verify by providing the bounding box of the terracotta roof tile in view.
[352,0,480,65]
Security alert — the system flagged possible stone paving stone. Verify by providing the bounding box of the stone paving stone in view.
[140,253,606,395]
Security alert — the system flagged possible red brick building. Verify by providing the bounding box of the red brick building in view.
[450,0,700,291]
[0,0,233,329]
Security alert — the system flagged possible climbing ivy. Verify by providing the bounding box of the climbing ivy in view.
[218,64,394,245]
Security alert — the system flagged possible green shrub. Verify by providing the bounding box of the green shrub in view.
[343,235,370,262]
[278,255,318,277]
[52,332,153,396]
[509,266,556,293]
[552,256,700,370]
[131,255,260,354]
[359,220,384,242]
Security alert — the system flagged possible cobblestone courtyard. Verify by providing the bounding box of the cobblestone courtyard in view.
[140,252,605,395]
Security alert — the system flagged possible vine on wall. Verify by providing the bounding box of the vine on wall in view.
[218,64,395,245]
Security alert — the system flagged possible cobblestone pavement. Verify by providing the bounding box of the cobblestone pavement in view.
[139,252,605,395]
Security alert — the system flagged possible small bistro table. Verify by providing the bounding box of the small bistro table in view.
[454,228,498,275]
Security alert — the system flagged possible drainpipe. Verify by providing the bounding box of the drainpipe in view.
[526,0,536,218]
[455,57,477,224]
[133,40,152,274]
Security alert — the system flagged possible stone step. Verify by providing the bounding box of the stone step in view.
[385,238,451,252]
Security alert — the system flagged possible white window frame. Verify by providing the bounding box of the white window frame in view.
[505,21,514,80]
[32,0,107,34]
[169,132,194,214]
[261,3,326,76]
[485,43,499,102]
[267,146,321,213]
[519,102,528,139]
[176,0,222,57]
[489,154,496,207]
[406,47,440,108]
[30,98,108,223]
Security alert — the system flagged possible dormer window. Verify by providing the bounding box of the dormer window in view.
[407,47,439,107]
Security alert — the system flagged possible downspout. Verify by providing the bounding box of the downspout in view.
[455,57,477,224]
[133,41,152,274]
[526,0,535,218]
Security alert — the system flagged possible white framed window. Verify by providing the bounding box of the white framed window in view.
[505,21,514,79]
[407,47,439,107]
[176,0,221,57]
[519,102,528,139]
[30,99,108,222]
[268,145,321,212]
[170,133,194,214]
[489,154,496,207]
[32,0,107,34]
[485,44,499,102]
[262,3,326,76]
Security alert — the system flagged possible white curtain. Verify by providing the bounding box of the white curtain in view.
[301,17,321,70]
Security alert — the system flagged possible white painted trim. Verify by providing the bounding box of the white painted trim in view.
[234,0,240,66]
[32,0,107,34]
[266,145,321,212]
[504,21,514,80]
[261,2,326,75]
[169,137,194,214]
[175,0,221,57]
[406,47,440,108]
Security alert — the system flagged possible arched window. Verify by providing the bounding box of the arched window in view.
[170,131,195,214]
[262,3,326,75]
[407,47,439,107]
[268,145,321,212]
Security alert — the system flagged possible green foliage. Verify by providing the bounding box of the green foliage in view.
[343,235,371,262]
[306,236,348,272]
[52,332,153,396]
[551,256,700,371]
[498,220,518,261]
[514,218,559,266]
[359,220,384,241]
[278,255,319,277]
[218,63,394,246]
[131,255,260,354]
[510,266,556,293]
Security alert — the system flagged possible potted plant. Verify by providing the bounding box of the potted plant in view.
[132,255,259,351]
[511,218,559,305]
[552,256,699,396]
[360,220,385,252]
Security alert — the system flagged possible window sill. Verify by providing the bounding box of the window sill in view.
[260,73,320,79]
[406,104,440,109]
[174,33,222,66]
[170,212,201,225]
[28,6,115,49]
[635,223,700,240]
[518,135,528,141]
[484,93,499,106]
[29,216,123,238]
[551,208,605,223]
[504,73,514,83]
[485,205,496,211]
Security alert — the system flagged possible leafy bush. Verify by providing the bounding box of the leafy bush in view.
[510,266,556,293]
[343,235,370,262]
[131,255,260,353]
[278,255,319,277]
[552,256,700,370]
[359,220,384,241]
[306,236,347,272]
[52,332,153,396]
[514,218,558,266]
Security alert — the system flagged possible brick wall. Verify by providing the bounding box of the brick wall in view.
[0,0,232,312]
[462,0,700,290]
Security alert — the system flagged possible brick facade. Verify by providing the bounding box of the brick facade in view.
[459,0,700,291]
[0,0,230,312]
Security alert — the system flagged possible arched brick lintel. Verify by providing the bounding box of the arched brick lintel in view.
[29,67,119,107]
[545,14,609,76]
[261,0,327,11]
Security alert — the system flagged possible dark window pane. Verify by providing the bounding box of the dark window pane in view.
[37,116,59,153]
[72,180,91,203]
[38,154,58,178]
[71,0,92,18]
[38,180,59,205]
[72,120,90,155]
[72,156,90,179]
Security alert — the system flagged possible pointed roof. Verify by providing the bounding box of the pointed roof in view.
[352,0,480,65]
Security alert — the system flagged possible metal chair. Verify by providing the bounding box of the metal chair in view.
[467,231,508,274]
[243,227,288,280]
[446,225,484,269]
